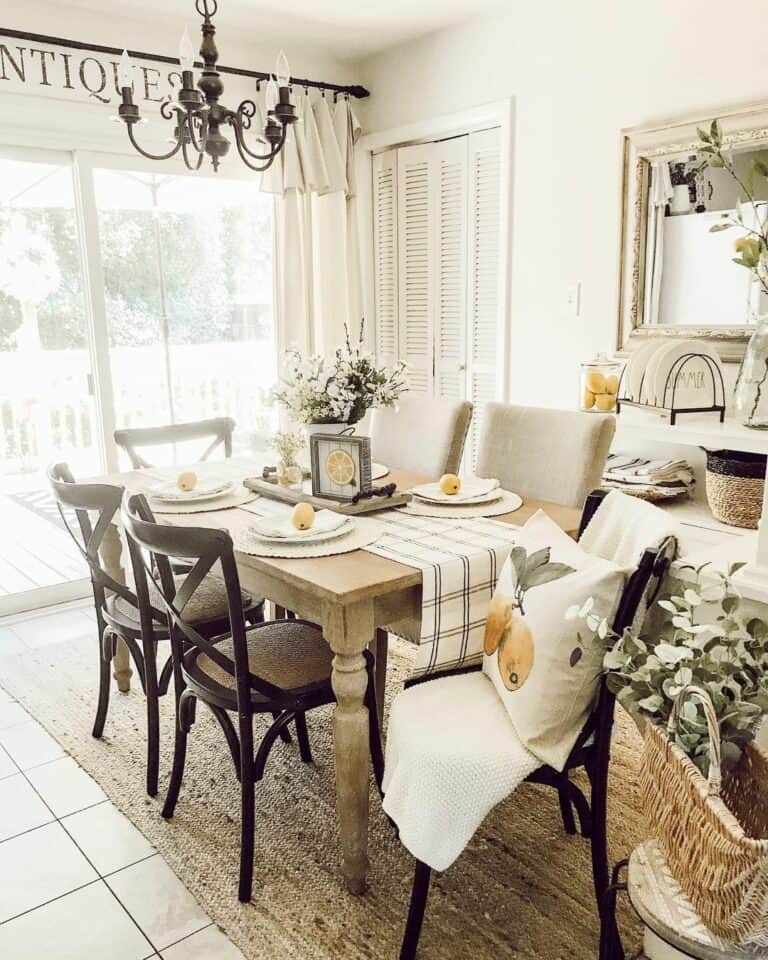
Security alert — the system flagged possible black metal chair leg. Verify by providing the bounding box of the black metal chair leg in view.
[143,638,160,797]
[373,628,388,728]
[207,704,242,781]
[400,860,432,960]
[364,665,385,794]
[162,691,194,819]
[253,712,296,781]
[294,712,313,764]
[272,711,293,743]
[238,715,256,903]
[598,864,627,960]
[558,787,577,835]
[92,632,112,739]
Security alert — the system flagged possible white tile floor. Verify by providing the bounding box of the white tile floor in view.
[0,605,246,960]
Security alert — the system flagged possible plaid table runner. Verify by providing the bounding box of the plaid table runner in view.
[363,512,517,676]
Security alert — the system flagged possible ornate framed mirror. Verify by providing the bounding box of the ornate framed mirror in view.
[617,101,768,361]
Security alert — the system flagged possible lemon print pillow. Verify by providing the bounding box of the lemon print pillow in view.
[482,510,625,772]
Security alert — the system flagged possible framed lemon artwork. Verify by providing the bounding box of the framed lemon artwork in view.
[309,434,373,501]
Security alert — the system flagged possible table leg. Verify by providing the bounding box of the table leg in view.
[99,521,132,694]
[325,598,374,895]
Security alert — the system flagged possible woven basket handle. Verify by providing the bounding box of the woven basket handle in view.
[666,684,722,797]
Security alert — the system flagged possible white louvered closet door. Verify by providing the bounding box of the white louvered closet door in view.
[372,128,503,464]
[467,127,503,465]
[396,142,435,395]
[434,137,469,400]
[372,150,398,367]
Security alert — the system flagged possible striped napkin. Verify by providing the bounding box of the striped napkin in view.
[364,512,515,676]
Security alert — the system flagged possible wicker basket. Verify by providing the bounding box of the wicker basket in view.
[705,448,766,529]
[640,685,768,946]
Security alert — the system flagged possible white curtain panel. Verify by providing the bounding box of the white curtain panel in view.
[643,161,674,327]
[262,90,363,357]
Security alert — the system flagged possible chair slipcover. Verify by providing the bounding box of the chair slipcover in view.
[370,397,473,477]
[476,403,615,508]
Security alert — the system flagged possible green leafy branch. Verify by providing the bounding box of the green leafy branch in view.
[574,560,768,774]
[506,545,574,616]
[697,119,768,297]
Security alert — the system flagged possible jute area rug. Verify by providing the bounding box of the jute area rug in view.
[0,634,644,959]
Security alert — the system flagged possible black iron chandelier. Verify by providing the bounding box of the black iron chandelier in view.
[115,0,297,172]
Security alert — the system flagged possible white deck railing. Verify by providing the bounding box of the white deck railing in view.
[0,342,276,474]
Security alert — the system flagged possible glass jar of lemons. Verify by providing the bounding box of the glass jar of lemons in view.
[580,353,622,413]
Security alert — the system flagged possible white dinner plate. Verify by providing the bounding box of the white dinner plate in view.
[624,340,663,402]
[148,479,234,503]
[410,477,499,503]
[644,339,722,408]
[372,463,389,480]
[249,517,354,544]
[413,489,503,506]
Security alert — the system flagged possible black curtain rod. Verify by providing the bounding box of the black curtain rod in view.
[0,27,370,99]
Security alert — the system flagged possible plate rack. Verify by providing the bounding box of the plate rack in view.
[616,352,726,426]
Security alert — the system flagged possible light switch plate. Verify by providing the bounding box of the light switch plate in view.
[566,282,581,317]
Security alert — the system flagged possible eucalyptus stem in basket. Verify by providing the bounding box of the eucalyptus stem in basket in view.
[568,562,768,775]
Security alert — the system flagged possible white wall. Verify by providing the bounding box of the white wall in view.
[0,0,357,156]
[356,0,768,409]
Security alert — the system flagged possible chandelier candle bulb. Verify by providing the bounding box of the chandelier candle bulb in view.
[276,49,291,90]
[117,49,133,92]
[178,27,195,73]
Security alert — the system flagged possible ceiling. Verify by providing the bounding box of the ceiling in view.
[63,0,503,59]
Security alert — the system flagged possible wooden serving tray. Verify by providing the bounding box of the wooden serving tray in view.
[243,476,412,515]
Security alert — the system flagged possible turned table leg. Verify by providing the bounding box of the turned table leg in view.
[325,599,374,895]
[99,521,132,694]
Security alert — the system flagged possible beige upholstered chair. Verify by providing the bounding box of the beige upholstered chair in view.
[370,397,473,477]
[476,403,616,509]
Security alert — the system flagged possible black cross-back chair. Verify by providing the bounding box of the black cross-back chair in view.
[395,488,677,960]
[114,416,236,470]
[121,491,385,903]
[48,462,175,797]
[47,463,262,798]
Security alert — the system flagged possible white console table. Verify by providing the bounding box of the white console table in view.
[614,410,768,602]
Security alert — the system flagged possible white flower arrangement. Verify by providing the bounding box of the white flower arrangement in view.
[568,562,768,775]
[273,321,407,426]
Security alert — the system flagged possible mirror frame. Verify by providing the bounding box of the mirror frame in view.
[617,100,768,362]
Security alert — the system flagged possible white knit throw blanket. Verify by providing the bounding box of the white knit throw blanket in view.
[579,489,680,571]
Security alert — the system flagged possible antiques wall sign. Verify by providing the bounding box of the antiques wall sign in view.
[0,39,192,107]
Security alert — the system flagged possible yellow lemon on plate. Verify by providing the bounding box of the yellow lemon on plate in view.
[177,470,197,492]
[605,374,619,395]
[585,371,606,394]
[291,502,315,531]
[326,449,356,486]
[439,473,461,495]
[595,393,616,412]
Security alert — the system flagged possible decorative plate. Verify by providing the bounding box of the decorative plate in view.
[148,479,234,503]
[410,477,500,503]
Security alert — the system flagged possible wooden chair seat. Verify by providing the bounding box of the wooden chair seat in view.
[112,573,254,627]
[183,619,334,709]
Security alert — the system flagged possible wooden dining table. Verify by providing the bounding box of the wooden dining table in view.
[96,462,581,894]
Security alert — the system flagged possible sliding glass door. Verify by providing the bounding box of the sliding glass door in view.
[93,167,276,466]
[0,148,277,613]
[0,153,101,614]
